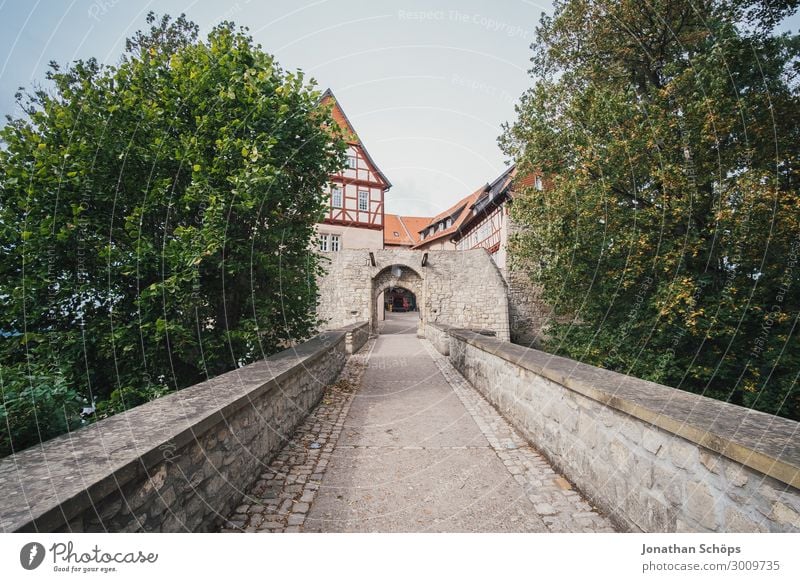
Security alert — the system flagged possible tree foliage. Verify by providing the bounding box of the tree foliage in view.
[0,13,345,456]
[501,0,800,419]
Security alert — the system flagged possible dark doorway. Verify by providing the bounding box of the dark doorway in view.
[384,287,417,313]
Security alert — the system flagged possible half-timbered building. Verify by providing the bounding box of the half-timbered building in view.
[411,187,485,251]
[452,166,516,269]
[316,89,391,251]
[411,166,545,269]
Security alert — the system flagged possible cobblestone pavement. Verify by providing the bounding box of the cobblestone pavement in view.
[220,339,375,532]
[223,313,617,532]
[421,339,616,532]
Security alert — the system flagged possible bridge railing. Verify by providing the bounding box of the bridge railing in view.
[0,322,369,533]
[424,321,800,533]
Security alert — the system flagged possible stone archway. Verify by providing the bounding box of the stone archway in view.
[317,249,511,341]
[371,264,424,334]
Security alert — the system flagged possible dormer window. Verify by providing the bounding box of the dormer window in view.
[393,231,400,237]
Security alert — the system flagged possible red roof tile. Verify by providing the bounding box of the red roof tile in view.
[411,186,487,248]
[384,214,431,246]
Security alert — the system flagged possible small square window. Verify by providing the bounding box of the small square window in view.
[346,156,357,169]
[358,190,369,211]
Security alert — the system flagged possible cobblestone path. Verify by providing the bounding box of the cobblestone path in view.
[222,313,616,533]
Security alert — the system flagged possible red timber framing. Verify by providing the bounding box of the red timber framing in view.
[456,205,503,254]
[320,89,391,231]
[452,166,518,255]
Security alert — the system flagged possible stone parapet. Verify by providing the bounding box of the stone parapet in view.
[426,322,800,532]
[341,321,370,354]
[0,324,366,533]
[423,321,452,355]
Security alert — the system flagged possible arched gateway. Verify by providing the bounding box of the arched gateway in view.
[316,249,510,341]
[371,264,423,334]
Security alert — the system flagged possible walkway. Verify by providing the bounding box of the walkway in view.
[221,313,616,533]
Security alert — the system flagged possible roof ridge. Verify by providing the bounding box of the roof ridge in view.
[397,216,415,243]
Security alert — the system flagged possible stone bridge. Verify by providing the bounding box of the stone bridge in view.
[1,257,799,533]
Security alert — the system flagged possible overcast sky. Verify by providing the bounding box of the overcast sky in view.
[1,1,798,217]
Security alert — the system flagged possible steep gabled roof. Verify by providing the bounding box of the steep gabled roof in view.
[319,88,392,190]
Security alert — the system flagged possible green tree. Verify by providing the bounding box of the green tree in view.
[0,13,345,456]
[501,0,800,419]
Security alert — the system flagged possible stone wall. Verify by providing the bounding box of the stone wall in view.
[501,216,554,347]
[426,322,800,533]
[344,321,369,354]
[0,324,366,533]
[317,249,510,341]
[424,321,451,355]
[503,267,553,347]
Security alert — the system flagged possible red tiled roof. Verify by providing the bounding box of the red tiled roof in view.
[511,167,549,192]
[384,214,430,246]
[319,88,392,189]
[411,186,488,249]
[383,165,547,249]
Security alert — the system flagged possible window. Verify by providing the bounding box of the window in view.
[346,156,357,169]
[319,233,340,252]
[535,176,543,191]
[446,217,453,228]
[358,190,369,211]
[393,231,400,237]
[331,185,343,208]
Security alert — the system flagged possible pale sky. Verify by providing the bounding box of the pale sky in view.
[1,1,797,217]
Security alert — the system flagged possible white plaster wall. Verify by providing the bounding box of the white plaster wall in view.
[315,223,383,250]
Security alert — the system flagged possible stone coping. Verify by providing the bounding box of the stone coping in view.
[0,325,364,532]
[431,323,800,490]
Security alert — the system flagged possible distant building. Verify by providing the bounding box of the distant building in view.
[408,166,550,344]
[411,165,546,270]
[383,214,429,248]
[313,91,550,342]
[316,89,391,251]
[451,166,515,268]
[411,186,486,252]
